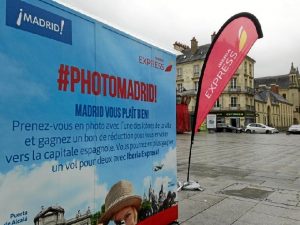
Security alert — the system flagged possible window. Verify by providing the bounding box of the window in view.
[230,78,237,89]
[244,61,247,74]
[193,65,200,75]
[214,98,221,107]
[177,68,182,76]
[282,93,286,99]
[231,97,237,107]
[194,81,199,91]
[249,64,252,76]
[177,83,183,92]
[245,78,248,87]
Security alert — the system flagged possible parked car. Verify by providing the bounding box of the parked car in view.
[245,123,278,134]
[286,124,300,134]
[215,123,243,133]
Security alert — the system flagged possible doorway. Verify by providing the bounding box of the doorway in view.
[230,118,240,127]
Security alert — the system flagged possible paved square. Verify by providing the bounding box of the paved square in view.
[177,132,300,225]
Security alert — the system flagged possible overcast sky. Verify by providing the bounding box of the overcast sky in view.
[56,0,300,78]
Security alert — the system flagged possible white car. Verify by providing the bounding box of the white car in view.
[245,123,278,134]
[286,124,300,134]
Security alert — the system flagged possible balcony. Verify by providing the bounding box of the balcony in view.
[192,73,200,80]
[227,86,241,93]
[229,104,240,110]
[244,87,255,95]
[245,105,255,111]
[212,106,222,110]
[176,75,183,81]
[211,104,256,112]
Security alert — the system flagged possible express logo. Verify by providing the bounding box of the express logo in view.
[165,62,173,72]
[238,26,247,52]
[138,56,173,73]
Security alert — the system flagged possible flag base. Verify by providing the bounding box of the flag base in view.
[177,180,204,191]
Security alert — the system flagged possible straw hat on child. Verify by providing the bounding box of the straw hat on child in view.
[99,180,142,225]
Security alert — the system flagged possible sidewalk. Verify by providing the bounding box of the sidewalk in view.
[176,132,300,225]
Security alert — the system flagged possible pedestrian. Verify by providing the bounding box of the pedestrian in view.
[99,180,142,225]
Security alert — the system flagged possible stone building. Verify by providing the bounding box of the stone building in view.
[34,206,91,225]
[254,86,293,129]
[255,63,300,125]
[175,35,256,128]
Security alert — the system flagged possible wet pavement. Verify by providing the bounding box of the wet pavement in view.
[176,132,300,225]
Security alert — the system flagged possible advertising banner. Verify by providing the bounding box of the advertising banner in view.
[193,13,263,134]
[0,1,177,225]
[206,114,216,129]
[186,12,262,184]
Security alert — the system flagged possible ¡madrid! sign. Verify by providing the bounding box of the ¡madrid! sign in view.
[6,0,72,44]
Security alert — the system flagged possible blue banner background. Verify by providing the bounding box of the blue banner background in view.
[0,0,176,224]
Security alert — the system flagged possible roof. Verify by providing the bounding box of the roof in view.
[254,91,267,102]
[271,91,290,104]
[176,44,210,64]
[254,75,290,89]
[34,206,65,222]
[254,89,291,105]
[176,43,255,65]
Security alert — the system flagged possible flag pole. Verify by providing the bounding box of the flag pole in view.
[182,80,204,190]
[186,57,205,183]
[186,20,213,183]
[181,12,263,191]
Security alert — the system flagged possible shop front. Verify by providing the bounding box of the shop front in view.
[211,111,256,128]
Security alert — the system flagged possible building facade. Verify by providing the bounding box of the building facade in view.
[175,36,256,128]
[255,63,300,125]
[255,86,293,129]
[34,206,91,225]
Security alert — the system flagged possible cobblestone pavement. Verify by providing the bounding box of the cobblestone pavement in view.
[176,132,300,225]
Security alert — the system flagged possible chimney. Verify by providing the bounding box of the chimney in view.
[270,84,279,94]
[191,37,198,55]
[258,84,268,90]
[211,31,216,43]
[173,41,189,53]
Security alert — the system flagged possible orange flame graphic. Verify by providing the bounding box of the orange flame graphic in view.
[238,26,247,52]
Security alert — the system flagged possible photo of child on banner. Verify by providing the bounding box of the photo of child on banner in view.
[99,180,141,225]
[97,180,177,225]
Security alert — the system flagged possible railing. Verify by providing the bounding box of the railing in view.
[192,73,200,79]
[227,86,241,92]
[211,105,255,111]
[212,106,222,110]
[244,87,255,95]
[229,104,240,110]
[176,75,183,80]
[245,105,255,111]
[244,72,252,77]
